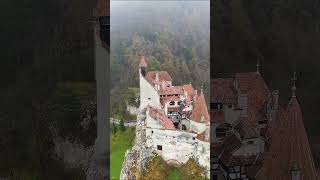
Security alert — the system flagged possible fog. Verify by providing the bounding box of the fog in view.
[111,1,209,41]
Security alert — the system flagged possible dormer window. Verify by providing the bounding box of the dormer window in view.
[201,115,205,122]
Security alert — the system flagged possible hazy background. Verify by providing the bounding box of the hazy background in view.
[110,0,210,118]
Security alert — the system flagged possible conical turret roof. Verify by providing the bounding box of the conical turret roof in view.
[256,96,317,180]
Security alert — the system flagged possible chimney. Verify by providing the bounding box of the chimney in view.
[272,90,279,110]
[291,163,301,180]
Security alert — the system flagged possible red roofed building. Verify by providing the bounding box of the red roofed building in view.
[211,68,318,180]
[138,56,210,175]
[191,91,210,123]
[145,71,172,89]
[148,107,175,130]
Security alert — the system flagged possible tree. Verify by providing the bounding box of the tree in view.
[120,120,126,132]
[147,56,161,71]
[112,120,118,134]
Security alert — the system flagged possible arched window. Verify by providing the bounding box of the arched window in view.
[182,125,187,130]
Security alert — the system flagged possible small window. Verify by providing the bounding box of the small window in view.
[157,145,162,150]
[148,98,151,100]
[193,137,195,140]
[247,141,254,144]
[151,130,153,134]
[169,101,175,105]
[182,125,187,130]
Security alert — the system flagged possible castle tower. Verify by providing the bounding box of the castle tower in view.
[256,74,317,180]
[139,56,147,77]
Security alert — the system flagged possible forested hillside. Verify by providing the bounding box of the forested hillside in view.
[110,1,210,118]
[0,0,96,178]
[212,0,320,166]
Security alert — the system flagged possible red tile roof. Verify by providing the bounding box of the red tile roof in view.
[212,143,224,155]
[235,72,271,138]
[211,109,225,123]
[191,93,210,123]
[145,71,172,87]
[218,134,261,166]
[139,56,147,68]
[211,78,237,105]
[240,116,258,139]
[149,107,175,130]
[256,97,318,180]
[97,0,109,17]
[183,84,194,103]
[159,86,183,95]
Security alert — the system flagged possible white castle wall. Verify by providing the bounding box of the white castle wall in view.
[195,139,210,174]
[190,120,207,134]
[139,69,160,109]
[144,128,210,171]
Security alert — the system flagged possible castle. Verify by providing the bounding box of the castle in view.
[211,65,319,179]
[138,56,210,175]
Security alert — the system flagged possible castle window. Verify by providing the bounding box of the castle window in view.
[193,137,195,140]
[182,125,187,130]
[216,127,226,138]
[177,101,182,105]
[148,98,151,100]
[151,130,153,134]
[211,102,223,110]
[157,145,162,151]
[247,141,254,144]
[169,101,175,105]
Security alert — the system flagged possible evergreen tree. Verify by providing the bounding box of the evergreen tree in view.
[120,120,126,132]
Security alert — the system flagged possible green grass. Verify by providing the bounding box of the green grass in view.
[110,126,136,180]
[167,168,181,180]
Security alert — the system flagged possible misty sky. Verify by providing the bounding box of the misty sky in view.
[110,0,209,39]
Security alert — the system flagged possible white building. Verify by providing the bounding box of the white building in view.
[138,56,210,175]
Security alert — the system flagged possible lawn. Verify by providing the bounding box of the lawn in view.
[110,126,135,179]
